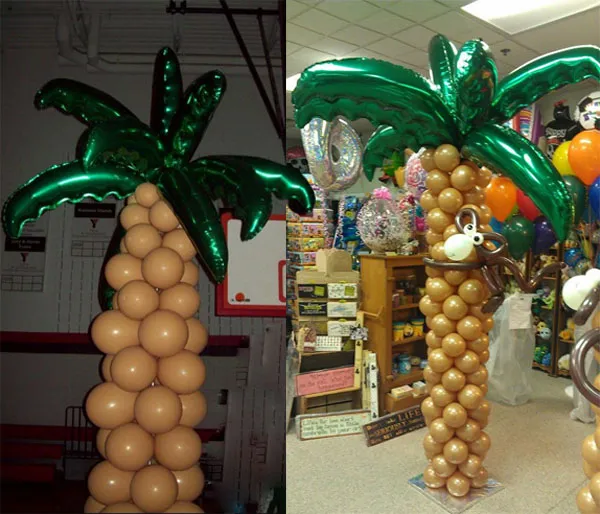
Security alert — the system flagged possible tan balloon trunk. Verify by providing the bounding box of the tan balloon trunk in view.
[576,313,600,513]
[83,183,207,514]
[418,145,494,498]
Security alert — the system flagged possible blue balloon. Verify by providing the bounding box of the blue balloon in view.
[589,177,600,220]
[532,217,557,255]
[490,217,503,233]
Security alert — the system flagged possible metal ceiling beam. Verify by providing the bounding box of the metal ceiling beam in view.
[166,1,278,16]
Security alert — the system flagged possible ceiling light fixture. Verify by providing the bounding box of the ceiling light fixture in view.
[286,73,301,92]
[462,0,600,35]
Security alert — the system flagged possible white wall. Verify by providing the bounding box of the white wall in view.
[0,47,285,426]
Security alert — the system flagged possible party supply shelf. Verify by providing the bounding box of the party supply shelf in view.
[359,254,429,415]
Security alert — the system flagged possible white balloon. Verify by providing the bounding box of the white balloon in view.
[562,276,592,310]
[585,268,600,287]
[444,234,474,262]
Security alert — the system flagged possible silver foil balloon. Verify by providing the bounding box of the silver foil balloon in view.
[301,116,363,192]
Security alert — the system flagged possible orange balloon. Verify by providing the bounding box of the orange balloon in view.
[96,428,111,459]
[569,130,600,185]
[84,495,106,513]
[101,503,142,513]
[134,183,161,208]
[179,391,208,427]
[105,423,154,471]
[111,346,157,392]
[88,460,134,505]
[139,310,189,358]
[86,382,137,429]
[163,229,197,262]
[173,465,205,501]
[158,350,206,394]
[130,464,178,513]
[485,176,517,222]
[101,355,114,381]
[124,224,162,259]
[181,261,200,287]
[142,247,185,290]
[91,311,140,354]
[117,280,159,321]
[134,385,182,434]
[159,283,201,319]
[155,425,203,470]
[104,254,143,291]
[184,318,209,354]
[149,200,180,233]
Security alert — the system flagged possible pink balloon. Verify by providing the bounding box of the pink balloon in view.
[516,189,541,221]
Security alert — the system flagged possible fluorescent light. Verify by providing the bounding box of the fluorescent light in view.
[286,73,301,92]
[462,0,600,35]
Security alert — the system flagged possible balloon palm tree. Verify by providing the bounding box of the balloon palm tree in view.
[2,47,314,513]
[293,35,599,499]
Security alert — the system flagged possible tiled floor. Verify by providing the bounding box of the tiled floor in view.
[287,371,593,514]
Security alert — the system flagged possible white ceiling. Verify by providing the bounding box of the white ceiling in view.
[286,0,600,138]
[1,0,281,63]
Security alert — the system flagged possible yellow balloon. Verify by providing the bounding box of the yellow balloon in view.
[552,141,574,176]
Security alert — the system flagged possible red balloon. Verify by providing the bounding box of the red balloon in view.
[516,189,541,221]
[568,130,600,185]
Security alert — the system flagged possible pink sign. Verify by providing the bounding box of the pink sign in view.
[295,366,355,396]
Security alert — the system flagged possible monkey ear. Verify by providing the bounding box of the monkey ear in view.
[455,207,480,234]
[480,231,507,256]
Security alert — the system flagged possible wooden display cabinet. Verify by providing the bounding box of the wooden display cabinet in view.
[359,254,428,414]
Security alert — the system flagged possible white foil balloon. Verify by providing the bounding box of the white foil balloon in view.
[445,234,474,261]
[562,275,593,310]
[301,116,363,191]
[586,268,600,287]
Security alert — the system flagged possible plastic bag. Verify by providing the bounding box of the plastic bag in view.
[569,303,600,423]
[487,294,536,405]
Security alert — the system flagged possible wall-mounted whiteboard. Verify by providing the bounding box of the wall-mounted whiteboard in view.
[216,213,285,317]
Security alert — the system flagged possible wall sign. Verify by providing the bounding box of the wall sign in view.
[216,213,285,317]
[363,406,425,447]
[70,201,118,258]
[296,409,371,441]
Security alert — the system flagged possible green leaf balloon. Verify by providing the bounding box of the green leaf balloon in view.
[503,215,535,260]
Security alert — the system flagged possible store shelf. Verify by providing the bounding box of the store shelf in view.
[389,367,424,388]
[532,361,551,373]
[558,339,575,345]
[392,336,425,348]
[392,303,420,311]
[558,368,571,378]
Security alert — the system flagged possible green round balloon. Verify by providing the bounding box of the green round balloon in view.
[563,175,586,224]
[502,215,535,260]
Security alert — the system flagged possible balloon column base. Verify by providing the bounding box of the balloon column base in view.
[408,474,504,513]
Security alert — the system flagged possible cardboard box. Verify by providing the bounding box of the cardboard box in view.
[315,249,352,274]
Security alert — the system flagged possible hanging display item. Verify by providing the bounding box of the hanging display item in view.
[544,101,581,159]
[293,32,598,501]
[3,47,315,513]
[573,91,600,130]
[300,116,363,192]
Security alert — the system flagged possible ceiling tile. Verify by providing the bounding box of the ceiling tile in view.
[366,37,414,58]
[287,22,326,46]
[397,49,429,67]
[317,0,380,22]
[513,8,600,54]
[287,42,301,55]
[490,40,537,68]
[436,0,472,6]
[286,55,314,76]
[291,47,337,68]
[358,10,414,35]
[393,24,437,48]
[296,0,324,4]
[343,49,388,60]
[292,7,349,35]
[308,37,358,57]
[424,11,505,44]
[331,24,385,46]
[384,0,450,22]
[286,0,311,20]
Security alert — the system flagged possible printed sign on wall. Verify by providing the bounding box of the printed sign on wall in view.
[1,217,48,292]
[70,201,118,258]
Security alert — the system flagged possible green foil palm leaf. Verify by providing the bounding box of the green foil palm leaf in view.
[150,47,184,142]
[187,157,273,241]
[429,35,458,119]
[363,126,406,180]
[83,119,165,176]
[293,59,459,144]
[166,70,227,166]
[454,39,497,134]
[462,123,573,241]
[2,160,144,238]
[34,78,137,125]
[159,169,228,283]
[490,45,600,123]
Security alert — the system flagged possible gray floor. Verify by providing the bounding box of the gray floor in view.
[287,371,592,514]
